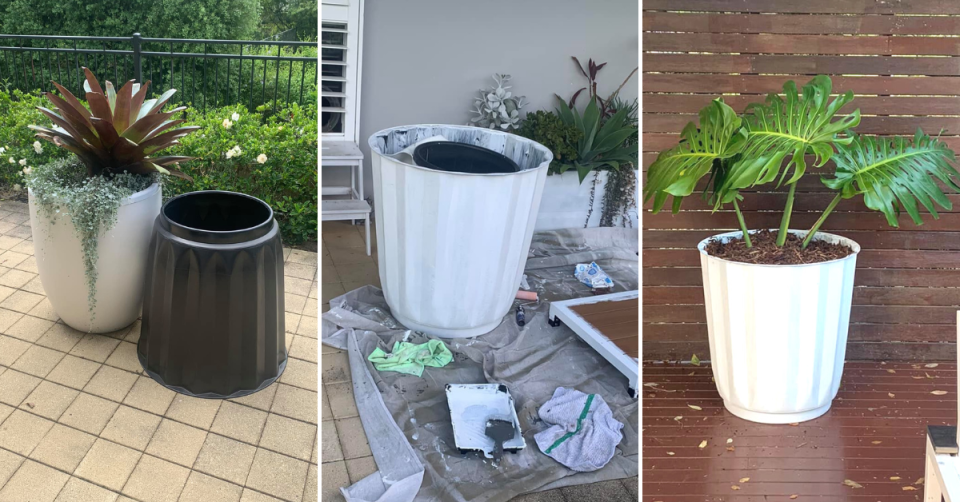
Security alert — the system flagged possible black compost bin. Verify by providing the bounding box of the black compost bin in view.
[413,141,521,174]
[138,191,286,398]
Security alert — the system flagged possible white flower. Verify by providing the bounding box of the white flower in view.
[32,141,42,154]
[256,154,267,164]
[277,126,283,131]
[225,146,242,159]
[12,184,20,192]
[18,159,26,166]
[231,112,240,121]
[0,147,6,154]
[222,119,233,129]
[21,167,31,176]
[7,157,13,164]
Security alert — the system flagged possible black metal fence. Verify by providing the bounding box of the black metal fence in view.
[0,33,318,113]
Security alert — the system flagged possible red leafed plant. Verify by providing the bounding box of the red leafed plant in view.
[29,67,199,180]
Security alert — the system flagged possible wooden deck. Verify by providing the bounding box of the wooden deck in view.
[643,361,957,500]
[570,298,639,358]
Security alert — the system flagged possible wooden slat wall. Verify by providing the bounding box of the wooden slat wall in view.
[642,1,960,362]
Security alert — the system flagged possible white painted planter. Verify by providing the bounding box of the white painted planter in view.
[29,183,161,333]
[369,125,552,338]
[534,169,640,231]
[699,230,860,424]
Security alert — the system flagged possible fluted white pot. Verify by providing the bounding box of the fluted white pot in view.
[29,183,161,333]
[369,125,552,338]
[699,230,860,424]
[535,169,641,231]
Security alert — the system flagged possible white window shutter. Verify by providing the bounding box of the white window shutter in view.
[321,0,363,144]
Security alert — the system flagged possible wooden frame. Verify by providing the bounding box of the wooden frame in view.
[548,290,639,397]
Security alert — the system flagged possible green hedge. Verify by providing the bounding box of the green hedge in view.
[0,90,317,245]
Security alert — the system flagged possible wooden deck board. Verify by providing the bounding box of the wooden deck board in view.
[642,361,955,500]
[570,298,639,357]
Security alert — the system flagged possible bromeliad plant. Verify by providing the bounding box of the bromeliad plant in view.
[643,75,960,250]
[24,69,199,316]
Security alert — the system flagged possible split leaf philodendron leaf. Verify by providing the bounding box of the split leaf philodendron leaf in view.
[713,75,860,209]
[642,98,745,213]
[823,130,960,227]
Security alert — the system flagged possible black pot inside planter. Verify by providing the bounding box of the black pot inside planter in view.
[138,190,286,399]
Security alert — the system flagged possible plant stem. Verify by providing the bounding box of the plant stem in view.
[776,184,797,247]
[734,199,752,248]
[802,193,842,249]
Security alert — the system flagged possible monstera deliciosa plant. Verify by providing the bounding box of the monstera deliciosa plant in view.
[24,68,198,322]
[644,75,960,253]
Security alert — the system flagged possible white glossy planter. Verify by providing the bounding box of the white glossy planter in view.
[369,125,552,338]
[534,169,640,231]
[29,183,161,333]
[699,230,860,424]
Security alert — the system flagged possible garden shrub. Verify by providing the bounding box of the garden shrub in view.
[0,89,317,245]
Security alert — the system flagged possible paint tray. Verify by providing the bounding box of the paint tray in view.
[445,383,525,458]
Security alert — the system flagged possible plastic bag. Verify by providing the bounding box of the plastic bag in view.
[574,262,614,289]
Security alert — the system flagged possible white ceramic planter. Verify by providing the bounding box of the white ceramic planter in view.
[369,125,552,338]
[534,169,640,231]
[699,230,860,424]
[29,183,161,333]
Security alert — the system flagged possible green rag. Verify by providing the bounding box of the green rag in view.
[367,340,453,377]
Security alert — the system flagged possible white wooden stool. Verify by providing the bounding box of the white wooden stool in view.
[321,140,371,255]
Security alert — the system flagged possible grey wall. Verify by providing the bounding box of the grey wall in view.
[324,0,639,198]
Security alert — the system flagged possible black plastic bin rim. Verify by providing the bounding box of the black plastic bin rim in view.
[367,124,553,177]
[161,191,275,245]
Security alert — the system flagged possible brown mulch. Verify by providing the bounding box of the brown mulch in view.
[704,229,853,265]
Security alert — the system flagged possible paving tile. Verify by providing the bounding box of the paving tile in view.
[303,464,318,502]
[0,409,54,455]
[311,437,317,464]
[325,382,358,419]
[0,289,44,313]
[345,456,376,484]
[101,405,162,451]
[122,376,175,415]
[4,314,53,342]
[54,477,119,502]
[165,394,221,430]
[285,276,314,297]
[245,448,309,502]
[0,335,29,366]
[321,389,332,421]
[280,358,317,391]
[179,471,242,502]
[0,460,69,502]
[10,344,63,377]
[0,235,23,251]
[27,297,59,321]
[229,384,277,412]
[302,298,318,317]
[194,433,257,485]
[239,490,283,502]
[321,283,345,304]
[308,282,318,299]
[271,384,317,424]
[285,292,307,314]
[45,355,101,390]
[285,312,301,334]
[320,461,349,502]
[0,403,11,426]
[259,414,316,461]
[35,322,85,352]
[0,308,23,333]
[284,262,317,281]
[335,417,371,459]
[0,449,23,490]
[104,341,141,373]
[321,351,350,383]
[69,334,121,362]
[145,418,207,467]
[20,276,45,295]
[60,392,119,435]
[296,315,317,338]
[0,269,35,289]
[122,454,190,502]
[320,266,339,283]
[334,263,380,285]
[287,249,317,266]
[0,251,29,270]
[328,247,372,267]
[0,369,40,406]
[29,423,96,473]
[10,242,35,258]
[210,401,268,444]
[123,320,141,343]
[20,380,79,420]
[84,365,138,402]
[321,420,343,462]
[560,480,633,501]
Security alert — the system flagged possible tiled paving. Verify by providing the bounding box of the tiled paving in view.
[0,200,319,502]
[319,221,638,501]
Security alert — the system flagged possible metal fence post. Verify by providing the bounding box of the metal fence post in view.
[131,32,142,83]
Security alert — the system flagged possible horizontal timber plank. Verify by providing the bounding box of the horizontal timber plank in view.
[642,133,960,153]
[643,0,960,15]
[643,323,957,343]
[644,113,960,135]
[643,230,960,250]
[643,211,960,232]
[646,304,960,324]
[644,53,960,77]
[644,32,960,56]
[644,94,960,115]
[643,74,960,96]
[643,12,960,35]
[643,267,960,288]
[643,248,960,268]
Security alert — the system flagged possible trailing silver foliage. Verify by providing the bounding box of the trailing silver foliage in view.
[24,159,155,320]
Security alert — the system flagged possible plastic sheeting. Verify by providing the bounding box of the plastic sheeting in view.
[321,228,639,502]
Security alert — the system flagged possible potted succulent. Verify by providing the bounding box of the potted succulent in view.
[644,75,960,423]
[25,68,198,333]
[513,58,639,230]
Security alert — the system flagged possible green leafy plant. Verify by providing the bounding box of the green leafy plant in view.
[643,75,960,249]
[470,74,527,131]
[516,110,582,175]
[30,68,199,179]
[555,97,638,183]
